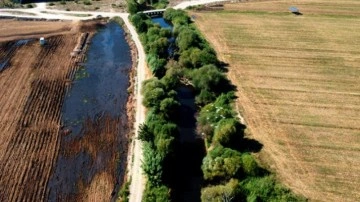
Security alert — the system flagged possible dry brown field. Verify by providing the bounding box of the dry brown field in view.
[0,19,76,42]
[0,19,123,201]
[191,0,360,201]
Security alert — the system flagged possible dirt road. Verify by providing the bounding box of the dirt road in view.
[121,14,147,202]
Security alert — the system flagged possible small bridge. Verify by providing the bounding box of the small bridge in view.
[141,9,166,17]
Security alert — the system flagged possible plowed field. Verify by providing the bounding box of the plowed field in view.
[0,19,122,201]
[192,0,360,201]
[0,19,76,42]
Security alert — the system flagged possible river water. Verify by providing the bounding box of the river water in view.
[47,22,132,201]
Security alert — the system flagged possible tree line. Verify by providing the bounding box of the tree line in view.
[129,8,306,202]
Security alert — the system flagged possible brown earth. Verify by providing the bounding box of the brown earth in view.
[191,0,360,201]
[0,19,75,42]
[0,19,124,202]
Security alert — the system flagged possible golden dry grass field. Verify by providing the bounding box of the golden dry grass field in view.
[191,0,360,201]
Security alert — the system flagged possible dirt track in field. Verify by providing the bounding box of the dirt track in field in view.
[0,19,125,202]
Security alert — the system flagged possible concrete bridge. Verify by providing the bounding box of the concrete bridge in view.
[141,9,166,17]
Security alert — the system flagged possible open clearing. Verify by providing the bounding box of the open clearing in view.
[192,0,360,201]
[0,19,123,201]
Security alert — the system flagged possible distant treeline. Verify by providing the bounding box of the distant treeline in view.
[127,0,168,12]
[129,8,306,202]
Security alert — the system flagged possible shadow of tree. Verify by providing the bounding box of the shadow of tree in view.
[292,11,303,15]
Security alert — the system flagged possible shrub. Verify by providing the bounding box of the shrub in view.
[197,93,236,142]
[213,118,244,147]
[147,54,167,77]
[202,146,243,181]
[241,176,304,202]
[130,13,150,33]
[241,153,261,177]
[118,181,130,202]
[143,184,171,202]
[83,0,91,5]
[190,64,227,93]
[163,8,190,26]
[142,142,163,186]
[176,27,199,52]
[127,0,140,14]
[201,179,244,202]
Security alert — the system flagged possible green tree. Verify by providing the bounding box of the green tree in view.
[142,78,167,108]
[138,123,154,143]
[147,54,167,77]
[201,179,243,202]
[127,0,140,15]
[191,64,227,92]
[163,8,190,26]
[176,27,199,52]
[241,176,304,202]
[202,146,243,181]
[241,153,261,177]
[213,118,244,147]
[143,184,171,202]
[142,142,163,186]
[130,13,149,33]
[160,97,180,113]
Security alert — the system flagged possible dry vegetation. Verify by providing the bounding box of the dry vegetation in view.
[47,0,126,12]
[0,19,122,201]
[0,19,76,42]
[191,0,360,201]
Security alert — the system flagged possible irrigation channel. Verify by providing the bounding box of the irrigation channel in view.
[47,22,132,201]
[152,17,205,201]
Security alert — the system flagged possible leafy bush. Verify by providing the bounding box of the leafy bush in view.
[201,179,244,202]
[147,54,167,77]
[118,181,130,202]
[130,13,150,33]
[83,0,91,5]
[163,8,190,26]
[127,0,140,14]
[142,142,163,186]
[143,184,171,202]
[241,153,261,177]
[213,118,244,147]
[197,93,236,142]
[202,146,243,181]
[241,176,304,202]
[176,27,200,52]
[191,65,227,92]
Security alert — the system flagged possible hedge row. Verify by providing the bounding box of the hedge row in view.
[130,8,305,202]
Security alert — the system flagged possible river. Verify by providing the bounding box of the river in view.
[47,21,132,201]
